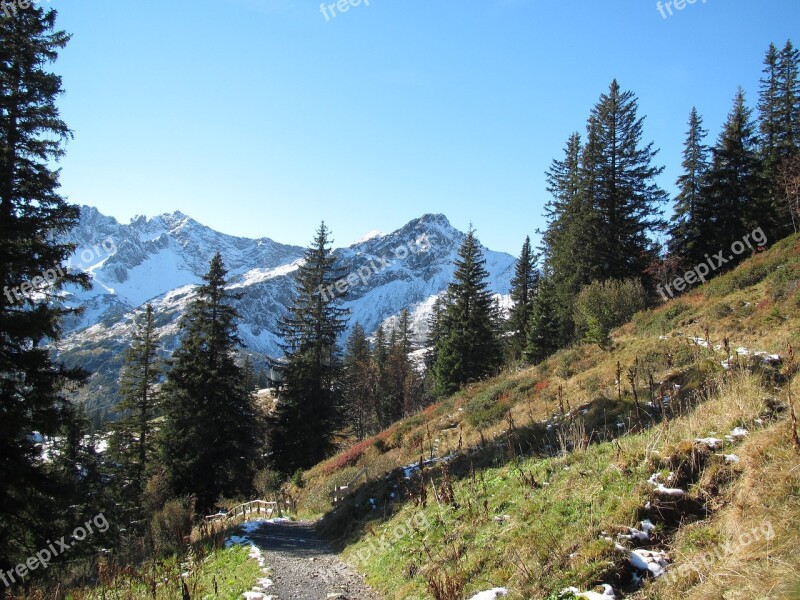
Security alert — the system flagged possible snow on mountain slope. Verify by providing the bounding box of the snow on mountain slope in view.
[57,208,516,422]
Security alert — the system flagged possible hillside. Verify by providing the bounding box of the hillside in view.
[286,233,800,599]
[56,208,515,421]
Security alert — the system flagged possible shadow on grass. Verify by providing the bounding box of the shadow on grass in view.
[317,367,710,552]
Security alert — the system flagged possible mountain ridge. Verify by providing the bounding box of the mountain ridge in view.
[58,207,516,422]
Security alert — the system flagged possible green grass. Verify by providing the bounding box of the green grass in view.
[303,234,800,599]
[71,543,263,600]
[339,369,797,599]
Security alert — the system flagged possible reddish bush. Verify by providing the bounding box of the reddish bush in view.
[320,437,374,475]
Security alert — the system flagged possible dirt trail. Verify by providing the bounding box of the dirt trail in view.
[246,520,381,600]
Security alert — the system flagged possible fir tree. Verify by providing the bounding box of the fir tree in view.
[241,356,258,394]
[759,43,783,166]
[669,108,710,266]
[539,132,590,346]
[159,253,260,511]
[0,6,93,581]
[372,323,390,428]
[385,309,423,418]
[759,41,800,236]
[703,88,767,256]
[424,293,448,370]
[524,273,562,364]
[582,80,668,279]
[107,303,161,526]
[341,323,374,440]
[777,41,800,154]
[270,223,349,474]
[433,228,501,397]
[507,236,539,362]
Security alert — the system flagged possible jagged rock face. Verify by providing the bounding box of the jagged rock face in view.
[56,207,515,422]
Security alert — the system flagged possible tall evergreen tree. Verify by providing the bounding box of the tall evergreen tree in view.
[386,309,423,418]
[777,41,800,154]
[702,89,767,255]
[759,41,800,236]
[524,273,562,364]
[507,236,538,362]
[0,6,93,582]
[759,43,782,163]
[341,323,374,440]
[669,108,710,266]
[241,356,259,396]
[582,80,668,279]
[107,304,161,525]
[539,132,590,346]
[433,228,501,397]
[372,323,389,428]
[270,223,349,474]
[424,293,448,370]
[159,254,259,511]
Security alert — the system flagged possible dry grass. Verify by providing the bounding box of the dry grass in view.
[293,234,800,598]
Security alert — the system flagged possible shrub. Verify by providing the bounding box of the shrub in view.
[633,300,690,335]
[556,349,581,379]
[253,468,283,497]
[574,279,648,348]
[766,262,800,301]
[150,496,194,557]
[465,381,517,428]
[704,257,773,297]
[291,468,305,488]
[320,438,375,475]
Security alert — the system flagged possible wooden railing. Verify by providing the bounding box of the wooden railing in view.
[330,467,368,505]
[204,499,279,524]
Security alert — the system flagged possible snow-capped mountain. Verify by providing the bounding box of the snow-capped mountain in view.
[56,207,516,422]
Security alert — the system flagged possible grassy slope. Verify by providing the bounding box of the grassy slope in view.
[290,233,800,599]
[55,543,262,600]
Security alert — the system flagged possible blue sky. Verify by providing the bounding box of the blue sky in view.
[50,0,799,255]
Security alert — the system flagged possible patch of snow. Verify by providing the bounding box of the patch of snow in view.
[229,261,303,290]
[619,519,656,543]
[467,588,508,600]
[695,437,722,449]
[617,544,669,577]
[724,454,740,464]
[402,455,454,479]
[648,473,685,496]
[725,427,748,442]
[226,535,250,548]
[353,230,385,244]
[654,484,686,497]
[560,584,615,599]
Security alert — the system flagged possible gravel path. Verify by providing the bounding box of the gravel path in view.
[245,520,382,600]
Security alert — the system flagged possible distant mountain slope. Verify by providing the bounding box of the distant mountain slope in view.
[57,207,516,422]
